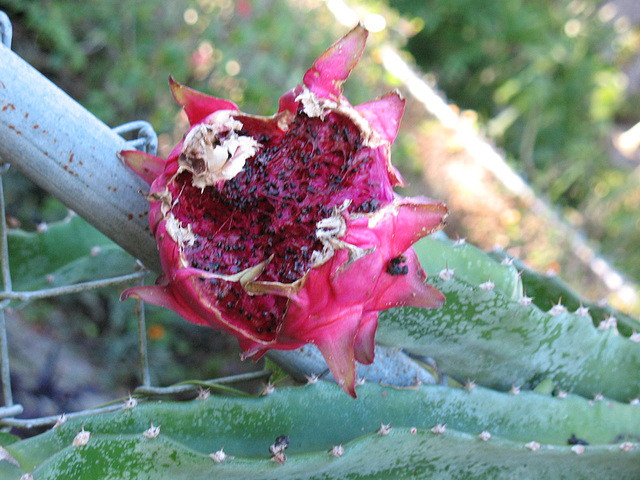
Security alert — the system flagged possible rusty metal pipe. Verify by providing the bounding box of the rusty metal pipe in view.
[0,41,160,272]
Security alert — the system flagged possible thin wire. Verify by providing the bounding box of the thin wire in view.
[133,369,272,396]
[0,171,14,408]
[0,270,147,302]
[136,276,151,387]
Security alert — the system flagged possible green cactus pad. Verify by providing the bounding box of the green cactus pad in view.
[3,382,640,479]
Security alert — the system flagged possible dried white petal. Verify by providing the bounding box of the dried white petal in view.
[180,117,260,188]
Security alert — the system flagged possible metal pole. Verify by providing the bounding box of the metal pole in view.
[0,42,161,272]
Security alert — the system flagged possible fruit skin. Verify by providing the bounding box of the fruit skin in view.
[120,25,447,397]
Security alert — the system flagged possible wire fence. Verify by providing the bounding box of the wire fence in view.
[0,12,270,432]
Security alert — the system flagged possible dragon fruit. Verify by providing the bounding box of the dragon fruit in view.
[120,25,447,397]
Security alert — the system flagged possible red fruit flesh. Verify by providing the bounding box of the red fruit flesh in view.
[169,105,393,339]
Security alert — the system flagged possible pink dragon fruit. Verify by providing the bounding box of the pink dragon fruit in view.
[120,25,447,397]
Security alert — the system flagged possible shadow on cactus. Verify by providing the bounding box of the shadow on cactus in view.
[119,25,447,397]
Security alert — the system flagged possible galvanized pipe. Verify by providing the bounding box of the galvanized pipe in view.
[0,42,161,272]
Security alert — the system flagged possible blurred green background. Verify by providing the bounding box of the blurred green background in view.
[1,0,639,421]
